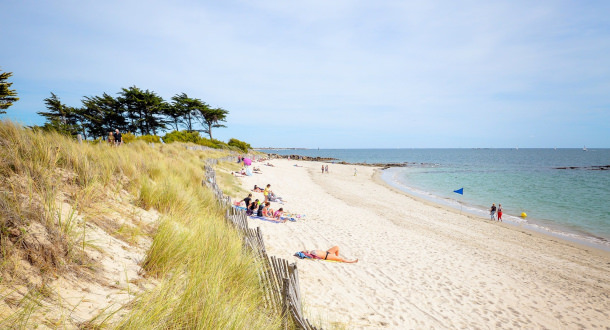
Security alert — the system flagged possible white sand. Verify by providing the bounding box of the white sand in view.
[236,159,610,329]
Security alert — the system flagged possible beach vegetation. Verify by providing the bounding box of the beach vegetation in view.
[228,138,251,152]
[0,67,19,113]
[31,86,231,142]
[122,133,161,144]
[0,120,283,328]
[195,106,228,141]
[37,93,82,137]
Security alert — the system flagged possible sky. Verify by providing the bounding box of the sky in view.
[1,0,609,148]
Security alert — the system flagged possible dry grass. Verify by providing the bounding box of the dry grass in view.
[0,120,283,329]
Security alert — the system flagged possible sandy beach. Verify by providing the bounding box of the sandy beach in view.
[235,159,610,329]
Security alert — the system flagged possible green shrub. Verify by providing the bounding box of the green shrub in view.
[137,134,162,143]
[122,132,137,144]
[162,131,227,149]
[228,138,251,152]
[162,130,202,144]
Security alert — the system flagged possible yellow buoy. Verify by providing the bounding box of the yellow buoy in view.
[521,212,527,218]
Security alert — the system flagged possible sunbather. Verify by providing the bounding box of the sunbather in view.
[295,246,358,263]
[253,185,264,192]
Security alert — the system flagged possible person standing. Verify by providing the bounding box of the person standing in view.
[490,203,497,220]
[114,129,123,146]
[325,165,329,173]
[497,204,503,222]
[264,184,271,203]
[321,165,324,174]
[108,132,115,146]
[354,168,357,176]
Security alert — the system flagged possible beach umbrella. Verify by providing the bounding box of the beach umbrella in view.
[243,158,252,166]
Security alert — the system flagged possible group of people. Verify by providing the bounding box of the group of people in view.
[238,163,359,263]
[240,193,285,222]
[490,203,503,221]
[252,184,285,203]
[107,129,123,146]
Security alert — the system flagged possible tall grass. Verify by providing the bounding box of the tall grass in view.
[0,120,283,329]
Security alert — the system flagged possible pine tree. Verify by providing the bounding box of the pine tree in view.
[0,68,19,113]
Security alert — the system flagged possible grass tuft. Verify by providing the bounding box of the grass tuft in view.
[0,120,283,328]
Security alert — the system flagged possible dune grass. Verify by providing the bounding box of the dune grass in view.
[0,120,283,329]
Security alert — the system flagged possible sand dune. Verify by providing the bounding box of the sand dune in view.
[236,159,610,329]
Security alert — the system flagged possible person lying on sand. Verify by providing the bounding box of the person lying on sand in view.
[265,162,275,167]
[268,191,286,203]
[295,246,358,263]
[252,185,264,192]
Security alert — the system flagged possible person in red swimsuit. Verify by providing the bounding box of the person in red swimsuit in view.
[497,204,503,222]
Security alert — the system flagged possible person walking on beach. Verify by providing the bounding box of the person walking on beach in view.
[490,203,497,220]
[497,204,503,222]
[325,165,329,173]
[114,129,123,146]
[321,165,324,174]
[354,168,357,176]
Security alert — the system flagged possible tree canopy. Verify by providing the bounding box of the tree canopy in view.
[35,87,230,141]
[0,68,19,113]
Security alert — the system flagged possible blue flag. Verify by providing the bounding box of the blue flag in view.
[453,188,464,195]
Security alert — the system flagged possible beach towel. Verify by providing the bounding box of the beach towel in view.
[249,215,285,223]
[294,252,310,259]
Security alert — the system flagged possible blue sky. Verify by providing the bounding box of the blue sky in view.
[1,0,609,148]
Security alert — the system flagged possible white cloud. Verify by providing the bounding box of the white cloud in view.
[1,0,609,147]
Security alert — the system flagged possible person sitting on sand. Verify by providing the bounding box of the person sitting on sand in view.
[262,202,274,217]
[268,191,285,203]
[239,193,253,208]
[295,246,358,263]
[247,199,259,215]
[272,207,284,219]
[257,202,273,217]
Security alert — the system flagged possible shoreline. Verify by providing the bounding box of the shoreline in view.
[266,152,610,253]
[377,168,610,254]
[373,168,610,258]
[234,159,610,328]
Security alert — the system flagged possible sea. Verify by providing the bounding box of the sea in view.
[260,148,610,251]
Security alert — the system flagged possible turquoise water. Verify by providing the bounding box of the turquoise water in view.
[262,148,610,250]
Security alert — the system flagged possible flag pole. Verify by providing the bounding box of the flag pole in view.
[453,188,464,214]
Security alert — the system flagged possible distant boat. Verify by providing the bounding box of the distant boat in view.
[583,146,588,151]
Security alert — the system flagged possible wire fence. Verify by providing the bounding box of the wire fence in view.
[203,158,319,330]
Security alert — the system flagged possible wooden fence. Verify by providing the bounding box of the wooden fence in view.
[203,161,319,330]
